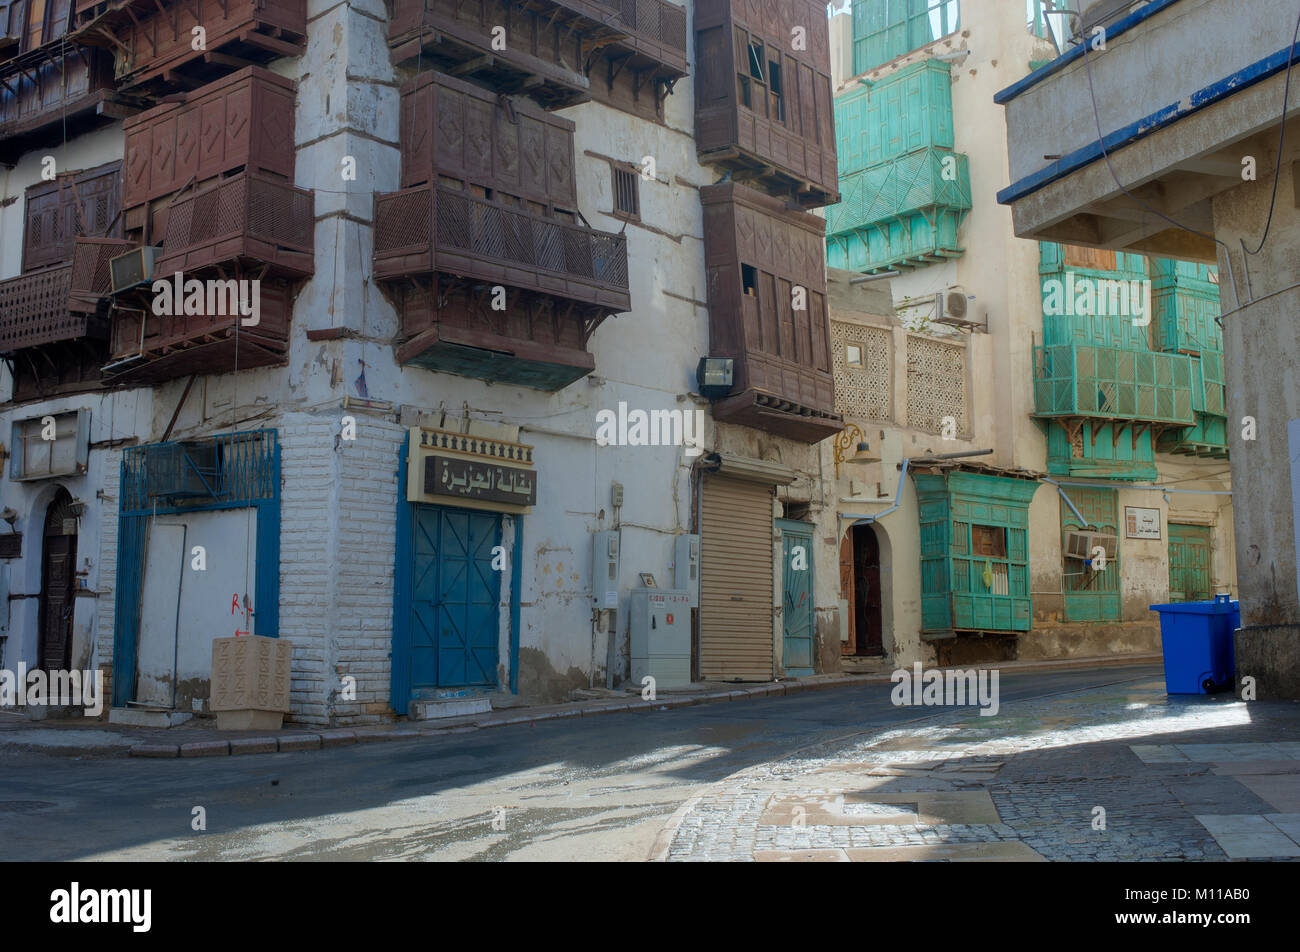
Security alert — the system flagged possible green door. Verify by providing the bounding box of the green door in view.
[1168,523,1212,602]
[1060,487,1120,622]
[778,519,815,677]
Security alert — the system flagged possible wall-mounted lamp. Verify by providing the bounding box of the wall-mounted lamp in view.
[833,423,881,479]
[67,500,86,518]
[1,507,17,527]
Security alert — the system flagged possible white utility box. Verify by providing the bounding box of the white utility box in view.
[672,533,700,607]
[629,588,691,689]
[592,530,620,609]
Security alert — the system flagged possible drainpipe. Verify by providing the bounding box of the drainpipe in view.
[1042,478,1088,527]
[693,453,722,680]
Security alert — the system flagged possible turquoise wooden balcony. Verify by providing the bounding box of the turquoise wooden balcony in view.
[1033,343,1195,426]
[825,146,970,273]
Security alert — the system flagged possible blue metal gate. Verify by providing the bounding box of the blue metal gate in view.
[410,505,502,690]
[778,519,815,676]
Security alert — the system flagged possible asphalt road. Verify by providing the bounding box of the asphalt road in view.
[0,663,1161,861]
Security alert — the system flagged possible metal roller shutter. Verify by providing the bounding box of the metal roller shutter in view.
[699,474,773,680]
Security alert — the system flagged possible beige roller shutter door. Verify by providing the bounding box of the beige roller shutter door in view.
[699,474,773,680]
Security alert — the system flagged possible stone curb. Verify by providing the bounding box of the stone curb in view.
[111,654,1163,760]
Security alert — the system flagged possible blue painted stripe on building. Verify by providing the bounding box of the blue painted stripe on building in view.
[509,514,522,695]
[994,0,1184,105]
[111,508,147,708]
[390,433,412,716]
[254,441,281,637]
[997,41,1300,206]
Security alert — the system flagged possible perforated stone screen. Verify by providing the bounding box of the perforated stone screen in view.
[906,335,968,434]
[831,320,892,421]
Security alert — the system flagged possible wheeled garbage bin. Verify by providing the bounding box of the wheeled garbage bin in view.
[1148,594,1240,694]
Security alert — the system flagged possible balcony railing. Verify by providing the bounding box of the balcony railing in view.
[71,0,306,91]
[157,172,314,278]
[106,275,294,382]
[374,184,630,312]
[0,266,108,354]
[593,0,688,75]
[0,47,117,164]
[69,237,137,314]
[1033,343,1195,426]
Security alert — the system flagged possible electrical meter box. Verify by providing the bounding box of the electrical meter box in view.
[672,533,700,607]
[592,530,620,609]
[630,588,691,689]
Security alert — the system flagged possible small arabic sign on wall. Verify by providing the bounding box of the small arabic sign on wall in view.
[1125,506,1161,540]
[424,456,537,507]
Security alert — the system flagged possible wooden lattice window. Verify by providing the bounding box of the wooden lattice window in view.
[832,320,892,421]
[22,160,123,273]
[905,334,967,434]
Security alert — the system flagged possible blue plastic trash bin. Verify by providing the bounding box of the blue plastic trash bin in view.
[1148,594,1240,694]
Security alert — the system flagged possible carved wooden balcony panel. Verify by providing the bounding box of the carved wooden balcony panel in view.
[154,171,314,279]
[590,0,688,77]
[122,68,297,223]
[0,265,109,354]
[70,0,306,95]
[375,183,630,390]
[68,236,136,313]
[399,71,578,206]
[106,275,296,383]
[694,0,838,207]
[388,0,598,109]
[700,182,840,443]
[0,46,117,165]
[375,183,629,312]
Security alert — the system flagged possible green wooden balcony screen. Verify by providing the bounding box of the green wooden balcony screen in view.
[1034,344,1195,425]
[851,0,960,75]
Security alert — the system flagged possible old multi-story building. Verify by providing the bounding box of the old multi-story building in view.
[0,1,853,724]
[994,0,1296,696]
[823,0,1234,667]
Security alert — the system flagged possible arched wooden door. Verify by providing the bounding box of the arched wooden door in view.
[39,489,78,673]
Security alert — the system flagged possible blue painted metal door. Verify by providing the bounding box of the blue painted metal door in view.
[778,519,815,676]
[411,505,501,689]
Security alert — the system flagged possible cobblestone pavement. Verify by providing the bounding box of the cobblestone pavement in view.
[662,676,1300,861]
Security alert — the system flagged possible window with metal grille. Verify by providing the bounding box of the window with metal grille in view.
[612,165,639,220]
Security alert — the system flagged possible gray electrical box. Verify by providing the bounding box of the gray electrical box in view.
[629,589,691,689]
[672,533,700,607]
[591,530,620,609]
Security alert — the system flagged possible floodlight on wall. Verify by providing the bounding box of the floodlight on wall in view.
[696,357,734,398]
[833,423,881,478]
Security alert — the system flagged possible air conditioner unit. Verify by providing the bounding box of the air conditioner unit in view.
[933,288,982,330]
[142,441,218,500]
[1064,530,1118,563]
[110,246,162,292]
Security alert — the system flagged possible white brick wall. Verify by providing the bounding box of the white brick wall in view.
[278,411,402,725]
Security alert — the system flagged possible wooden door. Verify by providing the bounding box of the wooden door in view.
[38,491,77,672]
